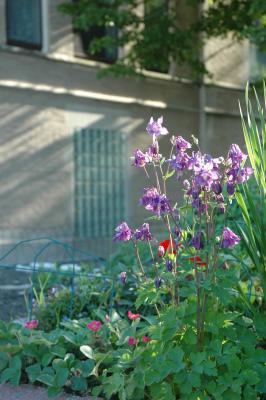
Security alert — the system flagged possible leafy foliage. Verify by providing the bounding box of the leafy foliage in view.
[59,0,266,78]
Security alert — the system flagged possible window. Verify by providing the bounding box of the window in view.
[250,43,266,81]
[74,128,125,239]
[6,0,42,50]
[74,24,118,63]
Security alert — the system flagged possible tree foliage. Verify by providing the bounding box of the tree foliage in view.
[59,0,266,79]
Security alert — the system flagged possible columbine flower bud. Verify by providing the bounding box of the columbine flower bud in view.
[119,272,127,284]
[227,183,235,196]
[154,277,162,289]
[157,245,165,257]
[165,259,173,272]
[212,182,222,195]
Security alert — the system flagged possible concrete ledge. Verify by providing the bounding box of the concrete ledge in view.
[0,384,99,399]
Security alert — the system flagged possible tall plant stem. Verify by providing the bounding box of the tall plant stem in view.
[195,267,201,350]
[134,242,147,280]
[158,163,180,304]
[147,241,161,317]
[148,240,155,262]
[200,192,211,349]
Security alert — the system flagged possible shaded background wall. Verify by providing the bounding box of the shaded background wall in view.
[0,0,255,261]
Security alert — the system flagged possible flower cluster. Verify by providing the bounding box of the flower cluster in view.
[24,319,39,329]
[114,116,252,294]
[113,222,152,242]
[128,310,140,320]
[225,144,253,195]
[87,320,102,332]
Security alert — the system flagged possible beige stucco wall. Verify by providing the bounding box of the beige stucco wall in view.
[204,36,250,87]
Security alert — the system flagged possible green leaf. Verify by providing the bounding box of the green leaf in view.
[26,363,41,383]
[80,345,95,360]
[47,386,63,397]
[0,352,9,372]
[102,372,124,398]
[253,348,266,363]
[190,352,206,365]
[254,313,266,338]
[37,373,55,387]
[226,355,241,375]
[10,356,22,370]
[50,345,66,358]
[150,382,175,400]
[1,367,21,386]
[78,359,95,377]
[41,353,54,367]
[71,376,88,391]
[54,368,69,388]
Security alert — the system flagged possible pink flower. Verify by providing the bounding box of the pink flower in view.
[142,335,151,343]
[128,336,137,346]
[105,314,111,322]
[87,320,102,332]
[128,310,140,320]
[24,320,39,329]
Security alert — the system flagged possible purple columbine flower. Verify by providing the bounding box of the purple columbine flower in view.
[174,225,181,240]
[132,149,150,167]
[146,116,168,138]
[237,167,253,183]
[166,152,190,176]
[216,194,224,203]
[114,222,132,241]
[194,164,220,190]
[134,223,152,241]
[147,141,161,161]
[165,259,173,272]
[221,227,240,248]
[192,198,208,214]
[192,187,200,199]
[191,231,204,250]
[154,276,162,289]
[212,182,222,195]
[119,271,127,284]
[172,135,192,152]
[228,144,247,165]
[140,187,159,207]
[140,187,170,216]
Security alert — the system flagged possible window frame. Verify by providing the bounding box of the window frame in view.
[5,0,43,51]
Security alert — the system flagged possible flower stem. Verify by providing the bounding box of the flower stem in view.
[134,242,147,280]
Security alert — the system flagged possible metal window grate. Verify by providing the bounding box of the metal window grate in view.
[74,128,126,238]
[6,0,42,50]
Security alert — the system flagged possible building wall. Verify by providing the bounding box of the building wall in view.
[0,0,249,262]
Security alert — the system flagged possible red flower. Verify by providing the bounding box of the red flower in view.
[87,320,102,332]
[128,310,140,320]
[189,256,207,267]
[24,320,39,329]
[128,336,137,346]
[142,335,151,343]
[157,239,177,257]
